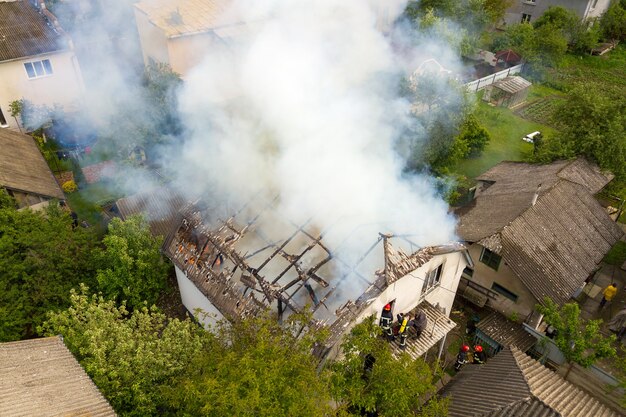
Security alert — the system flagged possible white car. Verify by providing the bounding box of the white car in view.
[522,131,541,143]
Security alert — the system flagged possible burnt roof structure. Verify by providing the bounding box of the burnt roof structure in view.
[456,159,623,305]
[0,128,64,200]
[0,0,68,62]
[164,195,467,353]
[444,347,620,417]
[0,336,116,416]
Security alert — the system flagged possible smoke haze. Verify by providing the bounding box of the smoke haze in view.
[172,0,460,262]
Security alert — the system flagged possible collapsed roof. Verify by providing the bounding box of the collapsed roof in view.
[164,194,466,349]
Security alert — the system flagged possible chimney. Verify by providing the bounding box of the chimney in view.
[531,183,542,206]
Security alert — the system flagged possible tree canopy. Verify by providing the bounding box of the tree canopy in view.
[39,286,208,416]
[96,215,170,310]
[0,191,97,341]
[536,298,616,379]
[330,316,447,417]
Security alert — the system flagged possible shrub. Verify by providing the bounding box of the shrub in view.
[62,180,78,193]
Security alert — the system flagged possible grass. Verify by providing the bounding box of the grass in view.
[65,182,124,233]
[452,96,557,179]
[603,241,626,267]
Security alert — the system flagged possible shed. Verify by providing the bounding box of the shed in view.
[474,311,537,357]
[483,75,531,108]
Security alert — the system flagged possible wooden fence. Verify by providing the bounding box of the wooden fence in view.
[464,64,524,92]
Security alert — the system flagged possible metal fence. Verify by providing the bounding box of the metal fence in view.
[464,64,524,93]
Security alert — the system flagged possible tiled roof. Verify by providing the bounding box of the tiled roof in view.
[0,0,67,62]
[456,159,622,305]
[0,336,116,416]
[444,348,619,417]
[444,347,621,417]
[0,128,64,199]
[134,0,245,38]
[115,186,187,239]
[500,181,622,305]
[476,312,536,352]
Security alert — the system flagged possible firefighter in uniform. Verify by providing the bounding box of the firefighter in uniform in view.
[473,344,487,364]
[379,303,394,340]
[397,313,410,349]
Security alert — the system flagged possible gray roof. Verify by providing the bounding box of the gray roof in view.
[0,0,67,62]
[476,312,536,352]
[0,336,116,416]
[492,76,531,94]
[0,129,64,200]
[115,186,187,239]
[457,159,622,305]
[445,347,620,417]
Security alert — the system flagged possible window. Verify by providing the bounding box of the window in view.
[422,264,443,294]
[0,106,7,127]
[492,282,518,302]
[521,13,532,23]
[462,266,474,278]
[24,59,53,79]
[591,0,599,8]
[480,247,501,271]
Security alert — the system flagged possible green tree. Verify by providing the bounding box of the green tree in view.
[600,0,626,41]
[96,215,169,309]
[533,6,579,31]
[165,312,333,417]
[534,6,600,53]
[536,84,626,179]
[457,113,490,157]
[330,317,447,417]
[536,298,616,379]
[39,286,208,416]
[0,192,97,341]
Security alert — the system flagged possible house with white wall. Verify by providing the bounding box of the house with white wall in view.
[504,0,611,25]
[163,197,471,361]
[133,0,252,78]
[0,0,84,130]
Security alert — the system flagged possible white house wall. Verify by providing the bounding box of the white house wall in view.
[0,51,84,129]
[356,251,467,324]
[175,266,225,328]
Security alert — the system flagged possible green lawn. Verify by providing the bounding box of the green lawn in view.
[452,96,557,179]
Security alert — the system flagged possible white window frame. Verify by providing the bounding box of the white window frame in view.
[421,263,443,295]
[0,106,8,128]
[24,59,54,79]
[521,13,532,23]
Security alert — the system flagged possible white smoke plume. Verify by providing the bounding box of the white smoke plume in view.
[172,0,460,263]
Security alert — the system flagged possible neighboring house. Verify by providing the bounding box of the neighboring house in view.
[0,0,84,130]
[456,159,623,321]
[0,336,116,416]
[163,196,471,361]
[0,128,64,208]
[443,346,620,417]
[133,0,251,77]
[504,0,611,25]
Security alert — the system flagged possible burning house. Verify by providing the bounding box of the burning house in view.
[164,195,471,361]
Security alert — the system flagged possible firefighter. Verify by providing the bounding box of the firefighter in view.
[397,312,410,349]
[410,309,427,339]
[473,344,487,364]
[379,303,394,340]
[454,345,470,371]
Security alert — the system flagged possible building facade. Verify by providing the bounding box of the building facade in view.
[504,0,611,25]
[0,0,84,130]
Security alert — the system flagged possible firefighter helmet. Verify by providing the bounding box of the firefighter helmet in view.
[384,303,391,311]
[461,345,470,352]
[474,345,483,353]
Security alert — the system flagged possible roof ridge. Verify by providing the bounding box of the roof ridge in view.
[510,347,618,417]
